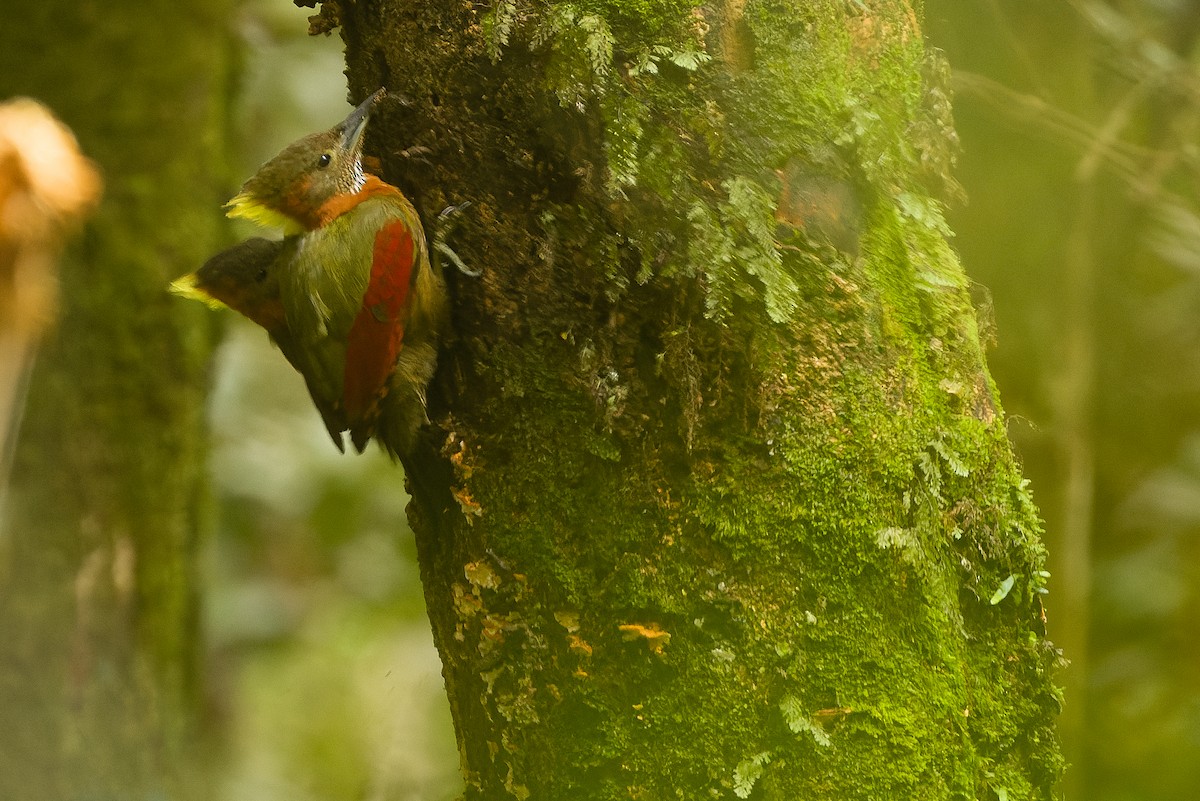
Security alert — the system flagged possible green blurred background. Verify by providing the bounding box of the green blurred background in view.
[51,1,1200,799]
[928,3,1200,800]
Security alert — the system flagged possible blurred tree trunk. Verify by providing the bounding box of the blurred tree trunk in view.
[0,2,232,799]
[331,0,1063,797]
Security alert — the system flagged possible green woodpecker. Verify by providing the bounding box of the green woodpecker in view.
[173,90,446,456]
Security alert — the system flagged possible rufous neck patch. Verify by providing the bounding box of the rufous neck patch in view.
[313,175,403,228]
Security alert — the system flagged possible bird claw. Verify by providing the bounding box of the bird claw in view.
[435,241,479,277]
[438,201,471,221]
[399,145,433,167]
[434,202,479,277]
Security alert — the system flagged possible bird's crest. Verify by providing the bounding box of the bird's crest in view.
[169,273,227,310]
[224,191,307,233]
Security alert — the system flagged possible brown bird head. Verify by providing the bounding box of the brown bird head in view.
[225,89,384,232]
[170,237,287,331]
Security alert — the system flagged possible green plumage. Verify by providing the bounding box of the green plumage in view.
[278,192,438,454]
[176,90,449,456]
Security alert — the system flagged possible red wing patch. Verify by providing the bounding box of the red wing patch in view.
[342,219,416,428]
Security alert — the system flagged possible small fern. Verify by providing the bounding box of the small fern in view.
[733,751,772,798]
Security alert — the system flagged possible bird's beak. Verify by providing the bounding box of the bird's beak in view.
[338,88,385,155]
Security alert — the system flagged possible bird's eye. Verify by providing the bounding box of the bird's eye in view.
[254,268,268,283]
[317,153,332,169]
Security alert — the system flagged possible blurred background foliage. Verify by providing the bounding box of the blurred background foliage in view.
[928,2,1200,800]
[39,0,1195,799]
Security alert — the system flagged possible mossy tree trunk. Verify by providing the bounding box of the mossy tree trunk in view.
[0,3,232,799]
[330,0,1063,797]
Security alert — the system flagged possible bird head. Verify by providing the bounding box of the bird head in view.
[225,89,384,232]
[170,237,287,330]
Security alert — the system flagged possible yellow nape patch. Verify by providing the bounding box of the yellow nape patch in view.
[169,273,226,310]
[224,192,304,233]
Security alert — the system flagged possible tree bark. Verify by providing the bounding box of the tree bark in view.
[0,3,233,799]
[333,0,1063,797]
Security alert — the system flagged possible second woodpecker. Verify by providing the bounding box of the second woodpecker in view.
[178,89,446,456]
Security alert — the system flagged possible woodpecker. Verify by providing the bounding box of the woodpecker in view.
[174,90,446,456]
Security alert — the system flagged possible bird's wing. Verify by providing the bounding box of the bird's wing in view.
[343,215,417,450]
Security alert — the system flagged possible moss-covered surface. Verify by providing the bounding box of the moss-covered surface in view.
[0,3,233,799]
[338,0,1062,797]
